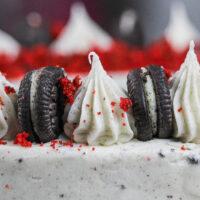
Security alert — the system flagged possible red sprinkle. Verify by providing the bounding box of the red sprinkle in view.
[4,116,7,120]
[120,97,132,112]
[0,140,7,145]
[178,107,182,112]
[4,86,16,94]
[92,90,96,95]
[70,135,74,142]
[5,185,10,189]
[73,125,77,129]
[51,140,58,144]
[14,132,32,147]
[78,148,81,151]
[86,104,90,108]
[111,101,116,107]
[181,145,186,151]
[85,142,89,146]
[112,109,115,113]
[83,120,86,123]
[40,142,44,147]
[0,97,4,106]
[122,123,126,126]
[147,157,151,162]
[22,96,25,99]
[79,144,82,148]
[121,113,125,118]
[92,147,95,151]
[97,112,101,115]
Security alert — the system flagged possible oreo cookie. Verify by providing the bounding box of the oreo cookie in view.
[127,65,173,141]
[18,66,65,143]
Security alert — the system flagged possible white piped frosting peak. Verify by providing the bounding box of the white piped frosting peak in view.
[0,73,19,140]
[170,40,200,143]
[51,2,112,55]
[64,52,135,145]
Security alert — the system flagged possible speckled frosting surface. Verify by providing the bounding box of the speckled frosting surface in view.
[0,139,200,200]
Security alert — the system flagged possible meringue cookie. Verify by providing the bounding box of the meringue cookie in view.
[0,73,19,139]
[64,52,134,145]
[170,40,200,143]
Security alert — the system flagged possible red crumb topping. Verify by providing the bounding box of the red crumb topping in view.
[4,86,16,94]
[112,109,115,113]
[111,101,116,107]
[97,112,101,115]
[0,97,4,106]
[2,73,7,77]
[62,142,73,147]
[5,185,10,189]
[122,123,126,126]
[178,107,182,112]
[86,104,90,108]
[70,135,74,142]
[147,157,151,162]
[121,113,125,118]
[163,67,171,81]
[40,142,44,147]
[83,120,86,123]
[73,125,77,129]
[0,140,7,145]
[51,140,58,144]
[4,117,7,120]
[50,144,56,150]
[181,145,186,151]
[92,147,95,151]
[73,75,82,88]
[14,132,32,147]
[120,97,132,112]
[92,90,96,95]
[59,141,63,145]
[60,75,82,105]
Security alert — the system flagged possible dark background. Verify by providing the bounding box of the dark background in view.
[0,0,199,46]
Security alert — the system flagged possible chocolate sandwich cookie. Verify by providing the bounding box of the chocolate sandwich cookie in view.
[18,66,65,143]
[127,65,173,141]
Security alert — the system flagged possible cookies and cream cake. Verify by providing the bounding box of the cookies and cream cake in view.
[0,41,200,200]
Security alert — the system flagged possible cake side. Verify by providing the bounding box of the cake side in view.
[0,139,200,200]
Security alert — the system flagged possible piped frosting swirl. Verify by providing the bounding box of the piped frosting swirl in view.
[64,52,134,145]
[170,40,200,143]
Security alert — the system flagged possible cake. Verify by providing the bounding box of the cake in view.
[0,41,200,200]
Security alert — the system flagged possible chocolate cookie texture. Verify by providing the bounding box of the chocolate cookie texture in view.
[18,66,65,143]
[127,65,173,141]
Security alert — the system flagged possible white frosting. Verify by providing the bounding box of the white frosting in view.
[0,73,19,139]
[164,1,199,52]
[1,139,200,200]
[141,68,157,135]
[0,30,20,58]
[170,41,200,143]
[30,69,43,134]
[51,2,112,55]
[64,52,134,145]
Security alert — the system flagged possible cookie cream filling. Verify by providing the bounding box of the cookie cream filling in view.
[170,41,200,143]
[30,68,43,135]
[64,52,134,145]
[0,73,19,139]
[141,67,157,135]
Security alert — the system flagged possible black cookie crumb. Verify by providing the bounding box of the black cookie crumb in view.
[18,158,23,163]
[187,156,199,165]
